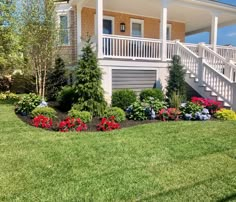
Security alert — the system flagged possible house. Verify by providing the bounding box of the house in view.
[55,0,236,110]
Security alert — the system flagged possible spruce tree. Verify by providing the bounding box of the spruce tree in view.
[74,38,107,116]
[166,55,186,99]
[46,56,67,101]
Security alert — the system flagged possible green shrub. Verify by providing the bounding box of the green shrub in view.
[74,38,107,117]
[57,86,77,112]
[180,102,203,115]
[31,107,57,118]
[104,107,126,122]
[169,92,183,109]
[0,92,20,104]
[68,109,92,123]
[139,88,164,101]
[11,73,35,94]
[143,97,167,113]
[126,100,148,121]
[0,76,11,92]
[15,93,41,115]
[215,109,236,120]
[46,57,67,101]
[112,89,137,110]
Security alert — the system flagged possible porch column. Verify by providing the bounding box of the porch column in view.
[211,11,219,52]
[96,0,103,59]
[160,0,170,61]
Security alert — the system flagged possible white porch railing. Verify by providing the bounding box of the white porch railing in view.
[103,34,162,60]
[176,41,236,108]
[102,34,177,60]
[215,45,236,62]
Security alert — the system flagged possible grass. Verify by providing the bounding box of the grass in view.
[0,103,236,201]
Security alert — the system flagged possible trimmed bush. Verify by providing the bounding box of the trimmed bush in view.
[15,93,41,115]
[31,107,57,118]
[11,73,35,94]
[140,88,164,101]
[68,110,92,123]
[0,92,20,104]
[215,109,236,120]
[112,89,136,110]
[57,86,77,112]
[104,107,126,123]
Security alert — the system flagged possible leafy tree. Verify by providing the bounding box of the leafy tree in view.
[46,56,67,101]
[20,0,58,98]
[166,55,186,99]
[0,0,23,75]
[74,38,107,116]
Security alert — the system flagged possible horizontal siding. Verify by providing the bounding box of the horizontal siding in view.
[112,69,156,93]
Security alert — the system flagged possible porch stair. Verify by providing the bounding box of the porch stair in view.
[177,41,236,110]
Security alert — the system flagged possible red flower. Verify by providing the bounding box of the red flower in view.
[58,117,87,132]
[32,115,53,129]
[97,116,120,132]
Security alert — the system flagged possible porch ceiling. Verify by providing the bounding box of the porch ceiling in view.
[79,0,236,36]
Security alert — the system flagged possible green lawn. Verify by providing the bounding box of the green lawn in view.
[0,104,236,202]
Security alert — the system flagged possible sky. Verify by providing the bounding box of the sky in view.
[185,0,236,46]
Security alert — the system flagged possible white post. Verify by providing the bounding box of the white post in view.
[77,6,82,57]
[233,83,236,111]
[96,0,103,59]
[160,0,169,61]
[211,11,219,52]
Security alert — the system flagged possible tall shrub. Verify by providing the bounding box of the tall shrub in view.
[46,56,67,101]
[74,38,107,116]
[166,55,186,99]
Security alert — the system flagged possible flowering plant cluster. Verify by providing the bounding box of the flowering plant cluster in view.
[191,97,222,114]
[59,117,88,132]
[97,116,120,131]
[158,108,181,121]
[32,115,53,129]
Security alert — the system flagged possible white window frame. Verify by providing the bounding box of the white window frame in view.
[167,24,172,40]
[94,15,115,35]
[57,12,70,46]
[130,18,144,38]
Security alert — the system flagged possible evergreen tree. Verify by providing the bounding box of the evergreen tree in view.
[46,56,67,101]
[166,55,186,99]
[74,38,107,116]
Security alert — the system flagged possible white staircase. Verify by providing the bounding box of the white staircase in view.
[176,41,236,110]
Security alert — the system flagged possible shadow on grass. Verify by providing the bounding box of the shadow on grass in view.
[217,193,236,202]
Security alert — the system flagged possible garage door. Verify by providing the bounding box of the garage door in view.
[112,69,157,93]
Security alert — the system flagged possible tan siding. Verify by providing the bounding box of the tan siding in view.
[81,7,185,41]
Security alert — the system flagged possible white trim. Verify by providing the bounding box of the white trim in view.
[130,18,144,38]
[103,16,115,34]
[94,15,115,35]
[77,5,82,56]
[57,13,71,46]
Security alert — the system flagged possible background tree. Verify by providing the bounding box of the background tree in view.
[166,55,186,99]
[20,0,58,98]
[46,56,67,101]
[74,38,107,116]
[0,0,23,75]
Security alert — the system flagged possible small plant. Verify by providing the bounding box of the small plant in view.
[97,116,120,131]
[180,102,203,115]
[158,108,181,121]
[169,92,182,109]
[215,109,236,120]
[32,115,53,129]
[104,107,126,122]
[57,86,77,112]
[126,100,148,121]
[0,92,20,104]
[191,97,222,114]
[58,117,88,132]
[139,88,164,101]
[15,93,42,115]
[31,107,57,118]
[68,109,92,123]
[112,89,137,110]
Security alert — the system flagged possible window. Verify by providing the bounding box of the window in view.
[131,19,144,37]
[59,15,69,45]
[167,24,172,40]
